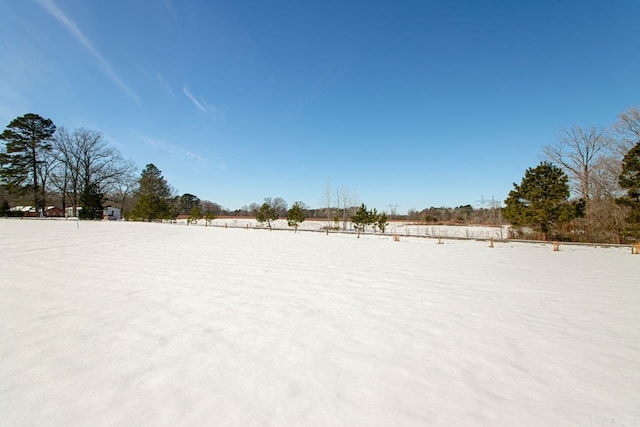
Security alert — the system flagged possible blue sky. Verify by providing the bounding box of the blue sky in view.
[1,0,639,212]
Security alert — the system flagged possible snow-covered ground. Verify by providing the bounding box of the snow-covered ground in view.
[1,219,638,426]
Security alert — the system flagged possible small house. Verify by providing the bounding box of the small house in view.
[103,206,121,220]
[44,206,63,217]
[65,206,82,217]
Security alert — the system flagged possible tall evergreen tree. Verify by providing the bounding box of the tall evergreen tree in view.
[617,143,640,239]
[504,162,579,240]
[0,114,56,216]
[79,182,104,219]
[138,164,172,198]
[130,164,173,221]
[1,199,10,217]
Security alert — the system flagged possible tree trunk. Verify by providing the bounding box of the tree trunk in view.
[31,145,40,215]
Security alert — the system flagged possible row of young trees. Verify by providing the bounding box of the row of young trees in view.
[504,106,640,242]
[351,204,388,235]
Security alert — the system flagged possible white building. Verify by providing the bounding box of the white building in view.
[103,206,121,220]
[65,206,82,217]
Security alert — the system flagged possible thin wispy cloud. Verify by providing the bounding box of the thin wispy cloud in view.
[138,133,206,163]
[158,73,174,96]
[183,84,226,122]
[186,151,204,161]
[183,85,207,112]
[35,0,140,103]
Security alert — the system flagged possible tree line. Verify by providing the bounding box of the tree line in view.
[0,114,512,227]
[0,114,138,219]
[504,106,640,243]
[2,108,639,243]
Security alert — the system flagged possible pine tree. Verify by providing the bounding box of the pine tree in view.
[138,164,172,198]
[256,202,278,230]
[504,162,579,240]
[617,142,640,239]
[79,182,104,219]
[370,208,379,232]
[180,193,201,215]
[0,114,56,216]
[287,202,305,232]
[1,199,10,217]
[188,205,202,225]
[378,212,388,233]
[204,209,216,227]
[351,203,371,236]
[130,164,173,221]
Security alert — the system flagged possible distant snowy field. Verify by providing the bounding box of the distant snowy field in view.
[1,219,638,426]
[178,217,510,240]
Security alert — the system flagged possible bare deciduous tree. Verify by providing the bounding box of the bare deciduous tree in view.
[543,126,613,202]
[107,161,138,216]
[262,197,287,217]
[324,178,332,228]
[543,126,615,240]
[335,185,352,230]
[614,106,640,151]
[51,127,136,216]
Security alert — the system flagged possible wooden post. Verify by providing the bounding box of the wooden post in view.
[553,241,560,251]
[633,242,640,255]
[489,237,494,248]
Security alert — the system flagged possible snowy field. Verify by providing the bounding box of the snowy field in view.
[1,219,638,426]
[177,217,510,240]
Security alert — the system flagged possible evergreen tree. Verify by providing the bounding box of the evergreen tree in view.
[204,209,216,226]
[351,203,372,236]
[79,182,104,219]
[180,193,201,215]
[130,164,173,221]
[617,142,640,239]
[166,204,180,221]
[1,199,10,217]
[370,208,379,232]
[287,202,306,232]
[378,212,388,233]
[504,162,579,240]
[256,202,278,230]
[0,114,56,216]
[188,205,202,225]
[138,164,172,198]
